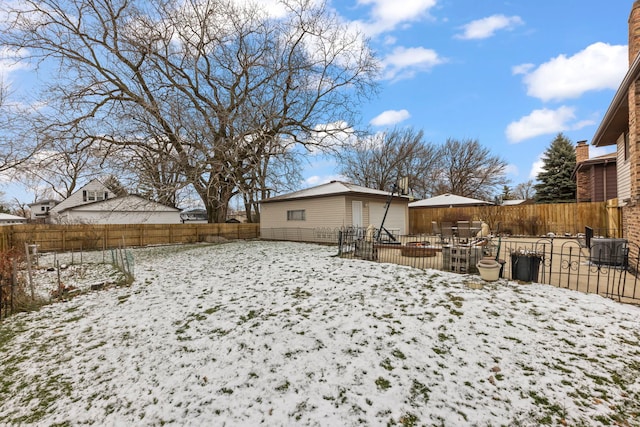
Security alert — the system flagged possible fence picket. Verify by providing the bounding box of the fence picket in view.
[0,223,260,252]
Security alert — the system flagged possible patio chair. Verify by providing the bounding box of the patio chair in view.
[432,221,442,242]
[456,221,472,244]
[471,220,482,237]
[440,221,454,244]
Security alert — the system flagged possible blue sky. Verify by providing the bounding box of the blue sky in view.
[0,0,633,204]
[302,0,631,191]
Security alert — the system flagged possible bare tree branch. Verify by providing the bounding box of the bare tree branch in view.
[1,0,378,221]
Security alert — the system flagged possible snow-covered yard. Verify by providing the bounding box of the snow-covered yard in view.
[1,240,639,426]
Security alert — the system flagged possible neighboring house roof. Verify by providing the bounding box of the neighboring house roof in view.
[28,199,60,207]
[408,193,493,208]
[0,213,27,222]
[502,199,527,206]
[180,208,208,221]
[577,151,617,167]
[261,181,410,203]
[66,194,179,213]
[49,178,178,216]
[572,151,617,179]
[591,52,640,147]
[50,178,109,214]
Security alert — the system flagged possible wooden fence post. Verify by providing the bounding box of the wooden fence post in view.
[24,242,34,301]
[11,258,17,314]
[606,198,622,238]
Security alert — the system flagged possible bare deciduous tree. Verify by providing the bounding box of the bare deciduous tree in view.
[1,0,378,222]
[432,138,508,200]
[336,127,440,197]
[0,79,41,174]
[513,180,536,200]
[237,136,303,222]
[13,132,106,200]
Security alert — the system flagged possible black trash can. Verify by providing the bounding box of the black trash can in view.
[510,254,541,282]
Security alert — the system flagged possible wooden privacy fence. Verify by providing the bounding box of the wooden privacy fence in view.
[0,223,260,252]
[410,200,622,237]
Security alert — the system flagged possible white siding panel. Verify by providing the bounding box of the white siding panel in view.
[64,210,181,224]
[51,195,180,224]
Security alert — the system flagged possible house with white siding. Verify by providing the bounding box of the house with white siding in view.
[49,178,181,224]
[260,181,410,243]
[28,199,60,222]
[0,213,27,226]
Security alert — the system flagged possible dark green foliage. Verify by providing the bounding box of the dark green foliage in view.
[534,133,576,203]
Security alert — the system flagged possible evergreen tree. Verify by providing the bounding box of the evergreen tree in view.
[500,185,514,201]
[534,133,576,203]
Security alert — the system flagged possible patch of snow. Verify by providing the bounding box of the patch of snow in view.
[0,241,639,425]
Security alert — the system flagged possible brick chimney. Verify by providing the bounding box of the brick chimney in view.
[629,1,640,64]
[575,140,589,163]
[575,140,591,202]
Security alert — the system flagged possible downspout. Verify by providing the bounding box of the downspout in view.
[603,162,607,201]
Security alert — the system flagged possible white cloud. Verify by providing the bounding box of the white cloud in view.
[305,121,355,154]
[506,106,595,143]
[381,46,446,81]
[504,164,519,177]
[370,109,411,127]
[456,14,523,40]
[354,0,437,36]
[305,174,345,187]
[0,47,29,78]
[512,63,534,75]
[529,154,545,180]
[519,42,627,102]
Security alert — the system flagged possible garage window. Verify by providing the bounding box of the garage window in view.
[287,209,306,221]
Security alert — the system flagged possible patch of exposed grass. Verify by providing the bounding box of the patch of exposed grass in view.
[391,348,406,360]
[380,358,394,371]
[409,379,430,404]
[375,377,391,390]
[275,380,290,392]
[399,412,419,426]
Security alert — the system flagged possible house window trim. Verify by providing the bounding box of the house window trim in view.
[287,209,306,221]
[83,190,107,202]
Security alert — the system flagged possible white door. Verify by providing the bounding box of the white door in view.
[352,201,363,228]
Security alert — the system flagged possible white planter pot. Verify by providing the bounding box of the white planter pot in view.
[476,260,501,282]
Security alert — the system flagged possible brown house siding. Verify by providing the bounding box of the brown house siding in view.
[576,169,591,202]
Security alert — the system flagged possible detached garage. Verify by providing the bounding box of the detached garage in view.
[260,181,410,243]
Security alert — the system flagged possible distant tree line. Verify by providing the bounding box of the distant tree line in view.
[336,128,509,201]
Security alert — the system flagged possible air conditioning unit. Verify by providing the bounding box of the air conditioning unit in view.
[590,238,628,266]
